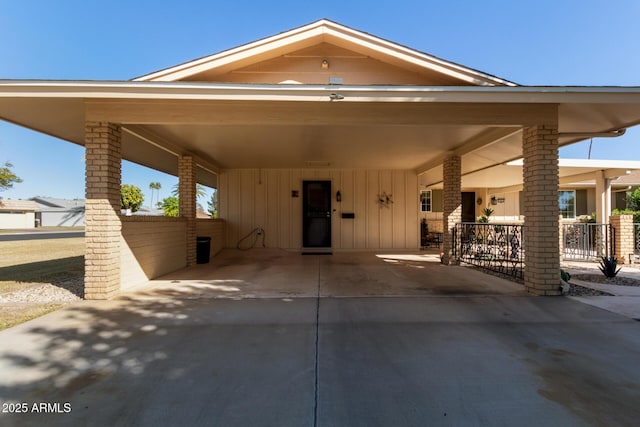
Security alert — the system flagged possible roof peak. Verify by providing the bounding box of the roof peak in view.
[133,20,516,87]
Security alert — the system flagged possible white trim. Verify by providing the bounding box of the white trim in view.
[559,190,577,219]
[420,189,432,212]
[2,81,640,103]
[133,19,515,86]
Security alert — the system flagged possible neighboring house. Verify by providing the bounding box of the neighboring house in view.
[32,197,85,227]
[3,19,640,298]
[34,198,164,224]
[0,200,38,229]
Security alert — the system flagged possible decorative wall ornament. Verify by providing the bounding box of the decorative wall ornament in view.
[377,192,393,208]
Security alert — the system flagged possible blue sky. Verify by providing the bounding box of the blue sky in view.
[1,0,640,203]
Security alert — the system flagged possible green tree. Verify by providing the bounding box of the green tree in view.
[121,184,144,213]
[0,161,23,191]
[171,183,206,201]
[625,187,640,211]
[161,196,179,217]
[207,189,218,218]
[149,182,161,208]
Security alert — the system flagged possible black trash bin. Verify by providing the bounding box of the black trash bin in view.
[196,236,211,264]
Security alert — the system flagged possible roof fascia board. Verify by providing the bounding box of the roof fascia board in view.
[321,26,513,87]
[133,20,332,82]
[2,81,640,102]
[133,19,516,86]
[135,26,326,82]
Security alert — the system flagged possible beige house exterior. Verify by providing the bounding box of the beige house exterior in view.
[420,159,640,231]
[2,20,640,298]
[0,200,38,229]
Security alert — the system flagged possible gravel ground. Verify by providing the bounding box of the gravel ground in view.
[0,278,83,304]
[571,274,640,287]
[567,283,613,296]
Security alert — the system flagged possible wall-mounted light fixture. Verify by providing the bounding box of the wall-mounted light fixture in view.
[321,59,329,69]
[336,190,342,202]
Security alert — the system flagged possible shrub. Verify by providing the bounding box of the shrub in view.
[120,184,144,212]
[598,256,621,278]
[161,196,179,217]
[611,208,640,224]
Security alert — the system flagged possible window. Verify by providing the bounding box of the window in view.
[559,190,576,219]
[420,190,432,212]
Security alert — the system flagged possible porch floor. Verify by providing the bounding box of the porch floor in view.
[131,248,527,299]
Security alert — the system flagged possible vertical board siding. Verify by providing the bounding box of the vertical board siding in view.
[219,169,419,250]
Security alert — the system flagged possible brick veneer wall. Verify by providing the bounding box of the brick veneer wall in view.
[179,155,197,266]
[442,155,461,265]
[610,214,634,264]
[85,122,122,300]
[120,216,188,288]
[523,124,561,295]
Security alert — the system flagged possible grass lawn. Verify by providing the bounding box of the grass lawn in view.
[0,237,84,330]
[0,226,84,234]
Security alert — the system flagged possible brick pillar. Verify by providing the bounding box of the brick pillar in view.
[85,122,122,300]
[179,155,197,266]
[523,124,560,295]
[442,155,461,265]
[558,215,565,264]
[610,214,634,264]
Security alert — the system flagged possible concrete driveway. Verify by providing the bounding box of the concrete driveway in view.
[1,250,640,426]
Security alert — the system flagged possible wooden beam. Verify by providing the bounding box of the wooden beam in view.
[415,127,522,174]
[122,125,221,174]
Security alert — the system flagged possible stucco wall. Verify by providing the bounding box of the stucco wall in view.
[120,217,187,289]
[486,190,522,222]
[219,169,419,250]
[0,212,34,229]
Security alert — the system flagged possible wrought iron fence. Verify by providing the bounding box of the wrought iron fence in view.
[454,223,524,280]
[561,223,613,261]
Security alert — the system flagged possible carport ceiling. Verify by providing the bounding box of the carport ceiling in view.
[141,123,493,170]
[3,83,640,186]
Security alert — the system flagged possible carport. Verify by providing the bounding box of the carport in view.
[2,20,640,298]
[132,249,528,299]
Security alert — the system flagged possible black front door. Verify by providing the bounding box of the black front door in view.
[462,192,476,223]
[303,181,332,248]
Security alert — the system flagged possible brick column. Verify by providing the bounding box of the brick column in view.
[179,155,197,266]
[523,124,560,295]
[85,122,122,300]
[558,215,565,264]
[610,214,634,264]
[442,155,461,265]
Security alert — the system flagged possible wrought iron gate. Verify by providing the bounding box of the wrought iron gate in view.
[562,223,613,261]
[634,223,640,261]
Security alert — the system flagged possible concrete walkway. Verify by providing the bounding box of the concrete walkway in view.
[1,250,639,426]
[564,261,640,320]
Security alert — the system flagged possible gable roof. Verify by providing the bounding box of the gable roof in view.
[133,19,517,87]
[32,197,84,209]
[0,200,38,211]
